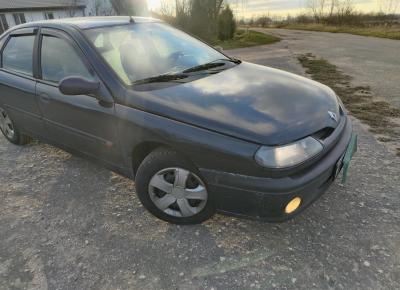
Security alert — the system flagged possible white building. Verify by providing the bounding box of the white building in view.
[85,0,115,17]
[0,0,115,34]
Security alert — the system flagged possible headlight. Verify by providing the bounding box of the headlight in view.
[255,137,323,169]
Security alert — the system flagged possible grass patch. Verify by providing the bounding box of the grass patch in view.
[216,29,280,50]
[298,53,400,153]
[279,24,400,40]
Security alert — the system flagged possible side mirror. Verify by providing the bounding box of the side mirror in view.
[59,76,100,96]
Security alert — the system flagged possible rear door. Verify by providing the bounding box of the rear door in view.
[0,28,46,137]
[36,28,122,165]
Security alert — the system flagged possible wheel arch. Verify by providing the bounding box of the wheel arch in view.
[131,141,202,177]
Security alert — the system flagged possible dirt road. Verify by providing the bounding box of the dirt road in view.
[244,28,400,108]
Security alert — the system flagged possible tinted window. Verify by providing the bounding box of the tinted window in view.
[41,35,94,83]
[2,35,35,75]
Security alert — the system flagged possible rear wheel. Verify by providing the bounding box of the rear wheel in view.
[0,107,31,145]
[135,148,215,224]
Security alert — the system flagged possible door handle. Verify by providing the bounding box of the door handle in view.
[39,93,51,103]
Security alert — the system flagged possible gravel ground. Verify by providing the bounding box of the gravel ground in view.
[1,34,400,290]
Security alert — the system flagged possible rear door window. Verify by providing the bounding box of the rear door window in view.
[2,35,35,76]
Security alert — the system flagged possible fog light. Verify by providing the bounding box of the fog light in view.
[285,197,302,214]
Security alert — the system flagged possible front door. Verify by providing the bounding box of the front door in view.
[0,28,46,137]
[36,28,122,165]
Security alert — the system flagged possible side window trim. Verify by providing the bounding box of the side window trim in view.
[0,28,38,80]
[10,27,37,36]
[38,28,97,85]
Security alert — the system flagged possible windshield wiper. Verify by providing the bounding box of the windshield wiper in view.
[132,58,242,85]
[182,58,241,74]
[182,62,226,73]
[133,73,188,85]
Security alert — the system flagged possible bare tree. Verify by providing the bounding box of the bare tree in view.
[255,15,272,27]
[94,0,101,16]
[307,0,355,24]
[110,0,148,16]
[336,0,354,19]
[63,0,80,17]
[308,0,327,22]
[159,0,175,17]
[328,0,339,17]
[91,0,115,16]
[378,0,400,15]
[175,0,191,17]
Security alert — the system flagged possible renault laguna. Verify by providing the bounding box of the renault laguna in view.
[0,17,357,224]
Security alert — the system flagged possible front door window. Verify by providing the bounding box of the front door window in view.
[40,35,95,83]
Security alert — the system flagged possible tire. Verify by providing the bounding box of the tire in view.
[135,148,216,224]
[0,107,31,145]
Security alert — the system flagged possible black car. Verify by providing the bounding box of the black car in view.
[0,17,357,224]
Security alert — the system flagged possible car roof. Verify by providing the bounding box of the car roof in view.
[13,16,162,30]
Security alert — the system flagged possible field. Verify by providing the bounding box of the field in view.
[276,23,400,40]
[215,29,280,49]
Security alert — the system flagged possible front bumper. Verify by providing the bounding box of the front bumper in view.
[200,117,355,221]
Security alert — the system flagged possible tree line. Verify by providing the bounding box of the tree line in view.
[104,0,236,42]
[244,0,399,27]
[158,0,236,42]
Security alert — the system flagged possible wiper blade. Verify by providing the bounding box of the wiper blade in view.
[182,58,241,73]
[133,73,188,85]
[182,62,226,73]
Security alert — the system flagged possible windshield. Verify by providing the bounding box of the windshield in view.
[84,22,228,85]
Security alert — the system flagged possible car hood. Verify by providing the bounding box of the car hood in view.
[127,62,341,145]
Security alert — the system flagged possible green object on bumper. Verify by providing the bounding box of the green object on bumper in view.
[341,133,358,184]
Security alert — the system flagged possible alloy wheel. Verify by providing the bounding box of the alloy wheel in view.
[0,108,15,140]
[148,167,208,217]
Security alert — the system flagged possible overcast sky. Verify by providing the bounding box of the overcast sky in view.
[148,0,383,18]
[227,0,380,18]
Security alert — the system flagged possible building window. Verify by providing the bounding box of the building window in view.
[13,13,26,25]
[44,12,55,20]
[0,14,8,34]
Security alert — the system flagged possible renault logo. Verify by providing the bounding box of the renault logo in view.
[328,111,338,122]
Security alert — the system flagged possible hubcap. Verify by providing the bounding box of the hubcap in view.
[0,108,15,139]
[148,167,208,217]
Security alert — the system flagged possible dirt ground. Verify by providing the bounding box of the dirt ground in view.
[253,28,400,109]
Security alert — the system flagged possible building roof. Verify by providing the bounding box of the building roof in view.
[0,0,86,11]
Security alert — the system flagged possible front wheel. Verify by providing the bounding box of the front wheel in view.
[135,148,216,224]
[0,107,30,145]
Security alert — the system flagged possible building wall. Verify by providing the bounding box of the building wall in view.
[85,0,115,16]
[0,8,85,31]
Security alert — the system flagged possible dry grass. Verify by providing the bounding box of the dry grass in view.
[281,23,400,40]
[216,29,280,50]
[298,54,400,156]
